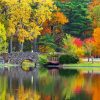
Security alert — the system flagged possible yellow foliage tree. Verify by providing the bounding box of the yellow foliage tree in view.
[0,22,7,53]
[1,0,56,43]
[76,47,85,57]
[0,0,57,52]
[4,0,54,42]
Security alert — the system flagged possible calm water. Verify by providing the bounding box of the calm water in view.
[0,67,100,100]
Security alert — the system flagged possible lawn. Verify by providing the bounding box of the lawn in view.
[66,62,100,67]
[1,61,100,72]
[63,62,100,72]
[0,63,19,68]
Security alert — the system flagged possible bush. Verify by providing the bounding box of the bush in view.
[38,54,48,66]
[59,55,79,64]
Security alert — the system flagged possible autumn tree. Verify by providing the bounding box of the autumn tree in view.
[90,5,100,28]
[83,38,95,62]
[93,28,100,56]
[88,0,100,11]
[88,0,100,28]
[73,38,85,57]
[40,11,68,52]
[63,34,78,55]
[0,22,7,53]
[27,0,58,52]
[0,0,56,52]
[63,34,85,57]
[41,12,68,35]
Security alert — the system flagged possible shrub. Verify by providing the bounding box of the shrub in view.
[38,54,48,66]
[59,55,79,64]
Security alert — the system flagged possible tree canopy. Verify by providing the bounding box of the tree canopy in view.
[56,0,93,39]
[0,22,7,53]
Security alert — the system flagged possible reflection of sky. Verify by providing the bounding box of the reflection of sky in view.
[0,72,100,100]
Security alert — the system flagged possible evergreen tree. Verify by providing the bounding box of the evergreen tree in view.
[56,0,93,39]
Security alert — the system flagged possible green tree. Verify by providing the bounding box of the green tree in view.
[63,34,77,55]
[56,0,93,39]
[38,34,56,53]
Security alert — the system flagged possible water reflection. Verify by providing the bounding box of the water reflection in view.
[0,76,7,100]
[0,68,100,100]
[92,75,100,100]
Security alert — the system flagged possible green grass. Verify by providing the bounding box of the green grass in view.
[0,63,19,68]
[63,62,100,71]
[64,62,100,67]
[1,61,100,72]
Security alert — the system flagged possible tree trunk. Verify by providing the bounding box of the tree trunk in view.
[91,56,94,63]
[92,58,93,63]
[87,56,89,62]
[33,38,38,52]
[9,36,13,53]
[90,51,94,63]
[20,43,23,52]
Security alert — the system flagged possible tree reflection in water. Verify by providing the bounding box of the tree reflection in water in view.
[1,69,100,100]
[0,76,7,100]
[92,75,100,100]
[7,86,40,100]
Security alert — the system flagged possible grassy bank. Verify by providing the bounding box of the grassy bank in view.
[65,62,100,67]
[0,63,19,68]
[62,62,100,72]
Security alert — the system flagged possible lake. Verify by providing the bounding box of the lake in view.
[0,66,99,100]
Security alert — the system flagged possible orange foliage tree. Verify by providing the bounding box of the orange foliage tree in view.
[41,12,68,35]
[39,11,68,52]
[93,28,100,56]
[88,0,100,28]
[92,75,100,100]
[52,12,68,25]
[89,0,100,10]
